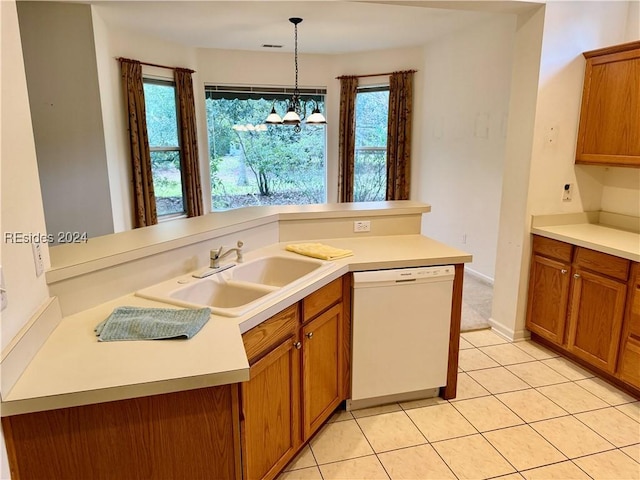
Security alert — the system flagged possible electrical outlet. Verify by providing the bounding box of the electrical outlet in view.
[32,241,44,277]
[562,183,573,202]
[1,266,7,312]
[353,220,371,233]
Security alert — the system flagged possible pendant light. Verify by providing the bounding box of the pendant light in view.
[265,17,326,132]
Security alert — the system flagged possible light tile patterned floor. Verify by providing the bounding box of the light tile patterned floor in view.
[280,330,640,480]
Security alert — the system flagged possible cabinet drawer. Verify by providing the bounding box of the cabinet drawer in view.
[574,247,630,281]
[618,339,640,388]
[303,277,342,323]
[532,236,573,262]
[242,304,299,364]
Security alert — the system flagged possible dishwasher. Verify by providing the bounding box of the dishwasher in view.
[347,265,454,410]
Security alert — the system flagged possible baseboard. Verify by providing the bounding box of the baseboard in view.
[1,297,61,397]
[488,317,530,342]
[465,268,494,286]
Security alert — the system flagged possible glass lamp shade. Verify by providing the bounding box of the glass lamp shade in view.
[282,107,301,125]
[265,107,283,124]
[306,108,327,124]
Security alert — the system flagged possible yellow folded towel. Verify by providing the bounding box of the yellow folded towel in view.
[286,243,353,261]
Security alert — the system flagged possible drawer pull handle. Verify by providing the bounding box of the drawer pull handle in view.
[574,273,581,279]
[306,332,314,339]
[561,269,568,274]
[294,341,302,350]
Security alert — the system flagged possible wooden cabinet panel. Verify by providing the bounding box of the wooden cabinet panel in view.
[240,335,301,480]
[243,304,299,363]
[618,338,640,388]
[617,263,640,388]
[302,277,342,323]
[566,269,627,373]
[532,235,574,263]
[526,254,571,344]
[574,247,630,281]
[302,303,343,439]
[2,386,240,480]
[576,41,640,167]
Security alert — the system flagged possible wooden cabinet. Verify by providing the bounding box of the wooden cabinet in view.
[618,263,640,388]
[239,276,348,480]
[575,40,640,167]
[527,235,637,393]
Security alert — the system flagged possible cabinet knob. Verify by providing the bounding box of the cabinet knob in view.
[306,332,314,339]
[574,273,581,279]
[294,341,301,350]
[561,269,568,274]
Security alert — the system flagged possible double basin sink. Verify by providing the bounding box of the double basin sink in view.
[136,255,332,317]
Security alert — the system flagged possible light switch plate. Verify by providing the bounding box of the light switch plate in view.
[32,241,45,277]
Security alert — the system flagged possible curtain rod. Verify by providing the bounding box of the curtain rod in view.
[336,69,417,80]
[116,57,195,73]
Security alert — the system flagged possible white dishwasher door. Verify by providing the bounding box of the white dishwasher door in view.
[349,266,454,409]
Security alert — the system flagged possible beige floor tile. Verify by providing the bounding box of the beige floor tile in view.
[574,377,637,406]
[351,403,402,418]
[484,425,566,471]
[506,361,570,387]
[319,455,389,480]
[452,372,491,401]
[496,389,568,423]
[468,367,530,394]
[617,402,640,423]
[480,343,537,366]
[406,403,476,442]
[541,357,594,381]
[309,420,374,464]
[461,329,508,347]
[520,461,591,479]
[573,449,640,480]
[356,411,426,453]
[399,396,447,410]
[494,474,525,480]
[575,407,640,447]
[530,415,614,458]
[621,444,640,463]
[432,434,516,479]
[537,382,609,414]
[459,337,475,350]
[278,466,323,480]
[512,340,558,360]
[378,444,456,480]
[327,409,354,423]
[451,396,523,432]
[285,445,317,471]
[458,348,500,371]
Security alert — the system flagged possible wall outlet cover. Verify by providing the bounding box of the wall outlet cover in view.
[353,220,371,233]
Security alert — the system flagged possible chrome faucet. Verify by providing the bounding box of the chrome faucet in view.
[210,240,243,268]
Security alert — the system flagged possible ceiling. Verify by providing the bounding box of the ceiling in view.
[90,1,540,54]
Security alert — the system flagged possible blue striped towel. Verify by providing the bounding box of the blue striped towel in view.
[95,306,210,342]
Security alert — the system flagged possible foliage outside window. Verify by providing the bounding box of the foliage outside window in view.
[205,87,326,210]
[143,79,185,217]
[354,86,389,202]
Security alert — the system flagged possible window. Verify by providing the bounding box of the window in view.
[354,86,389,202]
[205,86,326,210]
[143,79,185,217]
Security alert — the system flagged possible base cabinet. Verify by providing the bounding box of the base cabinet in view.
[618,263,640,388]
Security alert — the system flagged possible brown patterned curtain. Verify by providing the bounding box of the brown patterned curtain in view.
[120,58,157,228]
[337,76,359,202]
[174,68,203,217]
[386,71,414,200]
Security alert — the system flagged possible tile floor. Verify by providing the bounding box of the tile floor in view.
[461,274,493,332]
[279,330,640,480]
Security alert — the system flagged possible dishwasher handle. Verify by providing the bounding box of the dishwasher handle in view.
[353,266,454,287]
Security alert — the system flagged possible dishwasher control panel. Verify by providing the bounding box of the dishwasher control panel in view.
[353,265,454,286]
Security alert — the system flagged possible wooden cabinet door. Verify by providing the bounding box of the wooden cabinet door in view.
[302,303,343,440]
[240,335,301,480]
[617,264,640,387]
[526,254,571,345]
[566,269,627,372]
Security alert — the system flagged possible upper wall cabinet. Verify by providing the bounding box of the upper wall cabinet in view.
[575,40,640,168]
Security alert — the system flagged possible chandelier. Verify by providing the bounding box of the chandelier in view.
[265,17,326,133]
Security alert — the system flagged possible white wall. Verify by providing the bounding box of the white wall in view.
[1,0,55,476]
[16,1,114,241]
[419,14,516,282]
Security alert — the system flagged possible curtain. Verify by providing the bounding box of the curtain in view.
[337,76,359,202]
[174,68,204,217]
[386,71,414,200]
[120,58,157,228]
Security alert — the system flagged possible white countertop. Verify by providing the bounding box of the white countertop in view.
[531,222,640,262]
[1,234,471,416]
